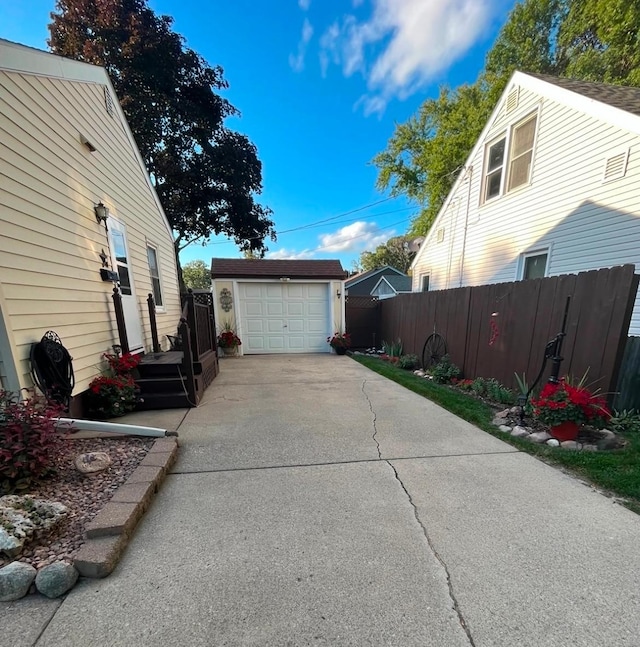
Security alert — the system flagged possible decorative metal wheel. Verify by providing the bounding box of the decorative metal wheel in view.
[421,333,447,370]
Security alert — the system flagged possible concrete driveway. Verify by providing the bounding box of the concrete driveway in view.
[4,355,640,646]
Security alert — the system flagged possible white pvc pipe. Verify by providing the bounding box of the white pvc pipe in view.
[55,417,175,438]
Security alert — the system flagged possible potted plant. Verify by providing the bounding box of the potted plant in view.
[87,350,142,418]
[327,331,351,355]
[217,322,242,356]
[530,379,610,441]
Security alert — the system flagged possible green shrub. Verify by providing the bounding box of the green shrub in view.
[398,354,419,370]
[471,377,487,396]
[0,391,69,494]
[431,355,461,384]
[609,409,640,435]
[382,338,403,358]
[486,378,515,405]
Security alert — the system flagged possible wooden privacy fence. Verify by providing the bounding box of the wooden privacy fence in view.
[378,265,639,398]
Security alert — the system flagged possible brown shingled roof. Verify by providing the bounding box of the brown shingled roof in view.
[529,73,640,118]
[211,258,347,280]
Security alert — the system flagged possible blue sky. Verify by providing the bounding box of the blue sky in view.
[0,0,515,271]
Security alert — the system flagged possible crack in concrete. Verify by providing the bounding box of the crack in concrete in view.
[361,380,382,460]
[359,378,475,646]
[33,600,63,646]
[386,459,476,647]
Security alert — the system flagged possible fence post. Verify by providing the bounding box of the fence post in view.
[112,286,129,355]
[184,289,199,359]
[147,293,161,353]
[178,317,198,406]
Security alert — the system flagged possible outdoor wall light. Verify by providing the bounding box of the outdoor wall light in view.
[279,277,291,282]
[94,202,109,224]
[336,289,342,298]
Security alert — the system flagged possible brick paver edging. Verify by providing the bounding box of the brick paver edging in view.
[73,437,178,578]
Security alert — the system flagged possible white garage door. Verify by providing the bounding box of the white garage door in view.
[239,282,330,354]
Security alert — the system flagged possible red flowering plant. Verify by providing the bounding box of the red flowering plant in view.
[530,379,610,428]
[327,332,351,349]
[103,351,141,374]
[87,349,141,418]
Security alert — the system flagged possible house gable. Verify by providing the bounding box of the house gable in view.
[346,266,407,296]
[410,70,640,334]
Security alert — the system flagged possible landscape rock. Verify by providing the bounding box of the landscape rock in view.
[547,439,560,447]
[75,452,112,475]
[0,561,37,601]
[35,561,79,598]
[498,425,512,433]
[510,426,530,438]
[528,431,552,444]
[495,409,510,420]
[582,444,598,452]
[561,441,581,450]
[596,430,624,450]
[0,497,68,559]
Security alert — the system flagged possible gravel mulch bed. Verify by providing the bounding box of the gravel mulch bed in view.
[0,436,153,570]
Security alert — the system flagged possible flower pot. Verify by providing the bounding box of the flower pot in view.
[549,420,580,442]
[334,346,347,355]
[219,346,238,357]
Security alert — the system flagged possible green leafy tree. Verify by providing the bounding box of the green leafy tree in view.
[373,82,495,235]
[182,260,211,290]
[358,236,416,273]
[48,0,276,266]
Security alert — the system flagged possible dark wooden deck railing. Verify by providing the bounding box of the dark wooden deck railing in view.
[147,293,161,353]
[112,286,130,354]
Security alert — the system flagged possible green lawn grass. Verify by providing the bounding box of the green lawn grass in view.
[353,354,640,514]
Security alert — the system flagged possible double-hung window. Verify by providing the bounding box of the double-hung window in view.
[481,111,538,204]
[146,245,163,308]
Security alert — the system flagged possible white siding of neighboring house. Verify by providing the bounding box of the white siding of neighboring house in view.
[0,56,182,395]
[412,77,640,334]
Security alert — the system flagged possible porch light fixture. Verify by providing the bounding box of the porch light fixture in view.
[336,289,342,298]
[94,202,109,224]
[279,277,291,282]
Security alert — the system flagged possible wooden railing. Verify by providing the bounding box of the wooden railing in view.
[147,293,161,353]
[182,289,216,360]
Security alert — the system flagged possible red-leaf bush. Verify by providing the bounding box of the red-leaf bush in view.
[103,351,141,375]
[0,390,68,493]
[87,374,139,419]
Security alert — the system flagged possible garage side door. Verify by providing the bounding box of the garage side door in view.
[239,282,330,354]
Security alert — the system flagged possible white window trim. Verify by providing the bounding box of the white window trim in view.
[146,243,166,312]
[480,108,540,206]
[517,246,551,281]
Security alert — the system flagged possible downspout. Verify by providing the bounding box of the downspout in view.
[56,417,177,437]
[459,165,474,288]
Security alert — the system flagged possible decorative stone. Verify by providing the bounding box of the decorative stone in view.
[528,431,552,444]
[582,444,598,452]
[597,430,623,450]
[561,441,581,450]
[547,439,560,447]
[414,370,426,377]
[0,561,37,601]
[75,452,112,475]
[0,497,68,559]
[510,426,530,438]
[496,409,510,420]
[498,425,512,433]
[35,562,79,598]
[509,406,521,415]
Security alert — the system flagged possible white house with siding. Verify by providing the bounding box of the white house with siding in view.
[411,71,640,335]
[0,40,182,409]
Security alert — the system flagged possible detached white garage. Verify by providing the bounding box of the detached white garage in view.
[211,259,347,355]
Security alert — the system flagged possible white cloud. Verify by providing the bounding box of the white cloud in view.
[298,0,311,9]
[320,0,494,112]
[289,18,314,72]
[267,247,316,260]
[318,221,392,253]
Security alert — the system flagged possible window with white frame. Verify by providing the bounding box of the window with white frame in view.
[146,245,163,307]
[421,275,430,292]
[507,113,537,191]
[482,137,506,202]
[521,250,548,280]
[481,111,538,203]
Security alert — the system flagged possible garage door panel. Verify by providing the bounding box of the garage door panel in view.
[267,320,285,332]
[308,319,326,333]
[288,319,304,333]
[247,320,265,333]
[266,285,283,298]
[243,285,264,298]
[287,302,304,316]
[245,302,264,316]
[307,284,326,298]
[287,284,304,298]
[266,302,284,315]
[307,302,326,316]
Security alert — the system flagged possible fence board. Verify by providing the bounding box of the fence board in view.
[614,337,640,410]
[374,265,638,400]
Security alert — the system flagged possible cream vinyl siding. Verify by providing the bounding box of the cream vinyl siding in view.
[412,78,640,335]
[0,67,181,393]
